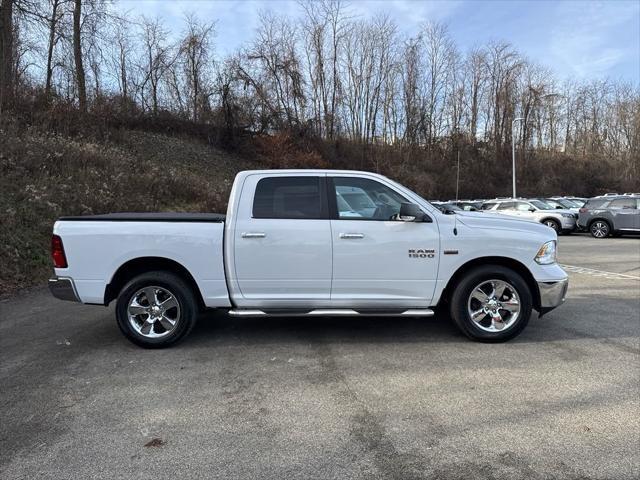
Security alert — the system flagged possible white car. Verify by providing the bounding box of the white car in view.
[482,198,577,234]
[49,170,568,347]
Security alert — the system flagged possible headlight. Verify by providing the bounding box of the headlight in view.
[561,213,573,218]
[535,240,557,265]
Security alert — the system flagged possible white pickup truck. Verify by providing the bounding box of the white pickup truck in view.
[49,169,568,347]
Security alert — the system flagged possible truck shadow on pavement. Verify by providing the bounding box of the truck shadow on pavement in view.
[180,290,638,351]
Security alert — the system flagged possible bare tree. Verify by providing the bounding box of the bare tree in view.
[137,16,170,115]
[0,0,14,110]
[41,0,69,95]
[72,0,86,111]
[179,13,215,122]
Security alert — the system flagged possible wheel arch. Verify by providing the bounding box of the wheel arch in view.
[104,257,205,308]
[440,256,541,311]
[539,217,561,227]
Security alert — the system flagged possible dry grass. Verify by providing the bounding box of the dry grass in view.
[0,122,260,295]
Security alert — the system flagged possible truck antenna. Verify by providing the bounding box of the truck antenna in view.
[453,150,460,235]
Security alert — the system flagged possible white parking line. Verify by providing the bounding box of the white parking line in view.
[560,264,640,281]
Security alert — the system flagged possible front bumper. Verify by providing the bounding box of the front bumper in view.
[537,278,568,315]
[49,277,80,302]
[560,217,577,230]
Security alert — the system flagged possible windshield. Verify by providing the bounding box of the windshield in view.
[554,198,577,208]
[529,200,553,210]
[433,203,461,213]
[544,199,563,208]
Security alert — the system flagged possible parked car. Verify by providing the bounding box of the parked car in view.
[49,169,568,347]
[451,200,483,211]
[565,197,587,206]
[482,198,577,234]
[543,198,581,212]
[577,195,640,238]
[431,201,463,213]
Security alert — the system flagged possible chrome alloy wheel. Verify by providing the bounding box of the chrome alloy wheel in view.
[591,221,608,238]
[467,279,521,332]
[127,286,180,338]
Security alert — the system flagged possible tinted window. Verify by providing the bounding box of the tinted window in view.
[332,177,408,220]
[482,203,497,210]
[609,198,636,209]
[253,177,323,219]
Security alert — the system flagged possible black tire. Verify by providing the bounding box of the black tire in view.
[449,265,533,343]
[115,271,198,348]
[589,219,610,238]
[541,218,561,234]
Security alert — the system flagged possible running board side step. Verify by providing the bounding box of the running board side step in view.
[228,308,435,317]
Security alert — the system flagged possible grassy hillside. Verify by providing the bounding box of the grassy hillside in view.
[2,111,637,296]
[0,123,261,295]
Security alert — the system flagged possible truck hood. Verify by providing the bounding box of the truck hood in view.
[455,211,551,235]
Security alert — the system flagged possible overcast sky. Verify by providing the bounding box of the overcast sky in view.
[117,0,640,82]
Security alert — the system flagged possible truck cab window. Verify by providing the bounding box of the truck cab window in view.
[253,177,323,219]
[332,177,408,220]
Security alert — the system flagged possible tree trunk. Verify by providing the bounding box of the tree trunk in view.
[0,0,14,111]
[45,0,60,96]
[73,0,86,112]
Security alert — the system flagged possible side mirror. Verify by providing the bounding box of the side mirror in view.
[529,207,536,212]
[556,206,563,209]
[399,202,431,222]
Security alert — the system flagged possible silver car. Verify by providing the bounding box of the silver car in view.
[482,199,578,234]
[577,196,640,238]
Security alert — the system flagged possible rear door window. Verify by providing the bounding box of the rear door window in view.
[609,198,636,209]
[253,177,325,219]
[584,199,607,209]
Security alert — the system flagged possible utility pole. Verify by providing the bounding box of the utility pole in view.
[456,150,460,202]
[512,117,524,198]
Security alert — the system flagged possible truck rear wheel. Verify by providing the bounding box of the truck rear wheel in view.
[115,271,198,348]
[449,265,532,342]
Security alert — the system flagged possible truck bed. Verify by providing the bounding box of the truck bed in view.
[53,214,230,307]
[58,212,226,222]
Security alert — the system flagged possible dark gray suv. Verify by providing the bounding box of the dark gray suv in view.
[578,196,640,238]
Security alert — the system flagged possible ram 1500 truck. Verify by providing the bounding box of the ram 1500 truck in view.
[49,170,568,347]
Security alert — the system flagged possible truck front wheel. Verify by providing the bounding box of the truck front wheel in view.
[449,265,532,342]
[115,271,198,348]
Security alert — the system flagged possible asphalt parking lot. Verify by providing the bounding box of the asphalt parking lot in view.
[1,235,639,479]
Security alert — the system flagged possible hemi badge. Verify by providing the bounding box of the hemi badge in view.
[443,250,459,255]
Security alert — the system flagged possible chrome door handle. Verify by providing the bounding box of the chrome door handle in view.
[241,232,266,238]
[339,233,364,239]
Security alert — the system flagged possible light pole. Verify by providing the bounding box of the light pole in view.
[511,117,524,198]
